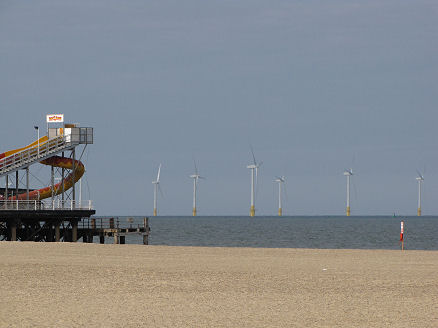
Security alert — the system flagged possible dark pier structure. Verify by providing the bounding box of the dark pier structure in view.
[0,209,150,244]
[0,207,95,242]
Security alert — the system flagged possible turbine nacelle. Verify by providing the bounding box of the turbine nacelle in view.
[190,174,204,180]
[343,169,353,176]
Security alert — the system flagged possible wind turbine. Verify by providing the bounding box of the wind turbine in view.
[274,176,285,216]
[247,147,262,217]
[190,160,205,216]
[343,168,353,216]
[152,164,162,216]
[416,170,424,216]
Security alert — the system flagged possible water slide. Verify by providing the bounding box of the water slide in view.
[0,137,84,201]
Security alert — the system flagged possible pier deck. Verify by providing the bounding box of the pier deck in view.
[0,201,150,244]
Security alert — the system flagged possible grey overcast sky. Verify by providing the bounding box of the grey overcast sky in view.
[1,0,437,216]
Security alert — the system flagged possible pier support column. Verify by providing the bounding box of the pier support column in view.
[55,223,60,242]
[72,220,78,242]
[46,224,53,242]
[10,220,17,241]
[143,217,149,245]
[114,233,119,244]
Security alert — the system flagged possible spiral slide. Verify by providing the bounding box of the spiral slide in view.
[0,139,84,201]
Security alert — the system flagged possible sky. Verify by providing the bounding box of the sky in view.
[0,0,437,216]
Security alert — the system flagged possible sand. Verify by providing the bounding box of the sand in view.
[0,243,437,327]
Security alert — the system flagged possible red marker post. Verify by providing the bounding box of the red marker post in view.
[400,221,404,250]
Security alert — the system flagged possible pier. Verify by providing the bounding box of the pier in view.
[0,199,94,242]
[1,117,151,245]
[0,200,150,244]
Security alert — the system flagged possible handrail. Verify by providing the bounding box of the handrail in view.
[79,217,149,230]
[0,135,78,176]
[0,200,93,211]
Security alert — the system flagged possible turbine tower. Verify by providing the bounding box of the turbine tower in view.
[274,176,285,216]
[416,170,424,216]
[247,148,261,217]
[190,161,204,216]
[152,164,161,216]
[343,168,353,216]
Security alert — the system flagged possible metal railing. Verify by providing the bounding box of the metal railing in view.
[0,199,93,211]
[80,217,149,230]
[81,217,120,230]
[0,135,79,177]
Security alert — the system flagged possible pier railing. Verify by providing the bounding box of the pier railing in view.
[0,199,93,211]
[80,217,141,229]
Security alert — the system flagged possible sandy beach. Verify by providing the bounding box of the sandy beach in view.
[0,243,437,327]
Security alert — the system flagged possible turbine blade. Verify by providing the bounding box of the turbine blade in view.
[157,164,161,182]
[193,158,198,175]
[158,184,164,199]
[250,145,256,165]
[283,181,288,200]
[255,166,261,202]
[352,178,358,201]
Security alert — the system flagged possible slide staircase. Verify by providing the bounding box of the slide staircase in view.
[0,135,84,201]
[0,135,78,177]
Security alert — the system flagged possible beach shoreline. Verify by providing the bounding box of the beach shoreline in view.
[1,242,437,327]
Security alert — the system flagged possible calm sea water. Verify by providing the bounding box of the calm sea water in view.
[108,216,438,250]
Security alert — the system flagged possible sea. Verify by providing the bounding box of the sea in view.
[105,216,438,250]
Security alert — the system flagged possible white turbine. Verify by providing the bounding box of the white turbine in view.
[152,164,161,216]
[190,160,205,216]
[274,176,285,216]
[416,170,424,216]
[343,168,353,216]
[247,147,262,217]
